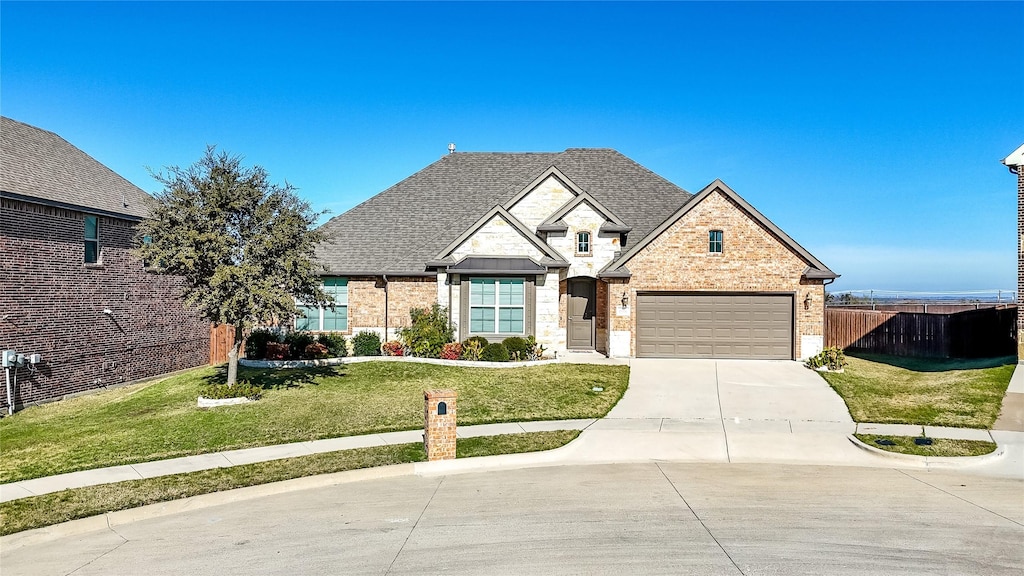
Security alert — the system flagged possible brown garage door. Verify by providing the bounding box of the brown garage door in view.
[636,293,793,359]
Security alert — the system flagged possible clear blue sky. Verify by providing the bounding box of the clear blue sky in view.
[3,2,1022,294]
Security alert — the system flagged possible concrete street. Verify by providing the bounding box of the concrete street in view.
[4,463,1022,575]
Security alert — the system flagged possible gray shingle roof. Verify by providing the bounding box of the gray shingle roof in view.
[0,116,151,219]
[316,148,692,275]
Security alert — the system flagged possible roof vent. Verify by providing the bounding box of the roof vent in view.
[448,142,456,154]
[122,193,128,208]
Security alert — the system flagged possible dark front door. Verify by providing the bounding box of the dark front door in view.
[567,278,596,349]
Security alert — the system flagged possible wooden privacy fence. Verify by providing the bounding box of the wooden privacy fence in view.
[209,323,235,365]
[825,306,1016,358]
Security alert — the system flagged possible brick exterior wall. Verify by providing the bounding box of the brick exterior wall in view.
[346,276,438,338]
[610,190,825,359]
[423,389,456,461]
[1017,165,1023,361]
[0,198,210,409]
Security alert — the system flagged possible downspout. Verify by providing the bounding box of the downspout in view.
[383,274,389,341]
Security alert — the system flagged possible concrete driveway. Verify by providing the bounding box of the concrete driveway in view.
[607,358,854,423]
[572,359,858,465]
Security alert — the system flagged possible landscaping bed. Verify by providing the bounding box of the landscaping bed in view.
[853,434,998,458]
[818,353,1014,429]
[0,362,627,483]
[0,430,578,536]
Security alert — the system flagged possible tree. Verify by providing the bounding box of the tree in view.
[136,147,329,387]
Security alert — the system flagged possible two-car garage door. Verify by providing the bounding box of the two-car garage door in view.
[636,293,793,359]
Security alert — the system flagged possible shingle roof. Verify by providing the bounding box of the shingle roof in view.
[316,148,692,275]
[0,116,151,219]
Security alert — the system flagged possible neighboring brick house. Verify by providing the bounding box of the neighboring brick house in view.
[0,117,210,410]
[1003,143,1024,362]
[313,148,837,360]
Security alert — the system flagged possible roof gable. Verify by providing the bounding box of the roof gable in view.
[434,205,566,264]
[0,116,151,219]
[603,179,836,280]
[537,191,630,233]
[503,166,584,210]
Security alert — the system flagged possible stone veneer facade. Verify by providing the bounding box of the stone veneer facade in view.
[606,189,825,359]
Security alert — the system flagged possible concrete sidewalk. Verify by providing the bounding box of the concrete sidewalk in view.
[994,364,1024,431]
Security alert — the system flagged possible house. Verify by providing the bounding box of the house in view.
[1003,143,1024,362]
[0,117,210,410]
[314,148,837,360]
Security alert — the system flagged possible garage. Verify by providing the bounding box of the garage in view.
[636,293,793,359]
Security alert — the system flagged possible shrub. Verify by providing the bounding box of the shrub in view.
[481,342,510,362]
[502,337,529,361]
[265,342,290,360]
[463,335,489,349]
[460,340,484,361]
[351,331,382,356]
[524,335,547,361]
[382,340,405,356]
[200,382,262,400]
[399,303,455,358]
[440,342,462,360]
[805,346,848,371]
[284,331,316,360]
[303,342,330,359]
[245,328,281,360]
[316,333,348,358]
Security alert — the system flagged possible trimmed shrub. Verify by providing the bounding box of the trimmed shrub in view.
[460,340,483,361]
[463,335,489,349]
[481,342,510,362]
[303,342,330,359]
[502,337,529,361]
[265,342,290,360]
[245,328,281,360]
[382,340,405,356]
[399,303,454,358]
[284,331,315,360]
[440,342,462,360]
[352,331,382,357]
[316,333,348,358]
[805,347,848,371]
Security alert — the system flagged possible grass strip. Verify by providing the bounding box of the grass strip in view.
[0,430,578,536]
[0,362,625,483]
[820,354,1013,428]
[855,434,997,458]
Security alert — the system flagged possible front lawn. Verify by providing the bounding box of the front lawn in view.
[819,354,1013,428]
[0,362,627,483]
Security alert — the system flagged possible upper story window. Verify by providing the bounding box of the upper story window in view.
[576,231,591,255]
[709,230,723,254]
[296,278,349,331]
[469,278,524,334]
[84,215,100,263]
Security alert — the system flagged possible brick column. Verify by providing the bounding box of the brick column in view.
[1017,164,1024,362]
[424,389,457,461]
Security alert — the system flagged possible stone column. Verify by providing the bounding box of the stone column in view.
[424,389,457,461]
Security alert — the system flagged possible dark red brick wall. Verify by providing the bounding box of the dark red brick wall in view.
[0,197,210,409]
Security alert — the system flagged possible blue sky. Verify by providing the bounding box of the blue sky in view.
[2,1,1022,294]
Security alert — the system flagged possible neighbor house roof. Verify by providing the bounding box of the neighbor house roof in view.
[0,116,151,219]
[1003,143,1024,170]
[316,148,691,275]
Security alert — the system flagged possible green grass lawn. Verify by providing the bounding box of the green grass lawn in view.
[0,431,578,536]
[820,353,1014,428]
[0,362,627,483]
[854,434,997,458]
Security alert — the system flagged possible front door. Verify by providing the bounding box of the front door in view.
[567,278,596,349]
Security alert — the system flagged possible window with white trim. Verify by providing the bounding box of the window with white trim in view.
[469,278,524,334]
[84,215,99,263]
[296,278,348,331]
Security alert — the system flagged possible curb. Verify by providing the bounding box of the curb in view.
[845,434,1006,468]
[0,463,416,552]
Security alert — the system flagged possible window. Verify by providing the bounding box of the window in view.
[84,215,99,263]
[709,230,723,253]
[576,231,591,255]
[295,278,348,331]
[469,278,524,334]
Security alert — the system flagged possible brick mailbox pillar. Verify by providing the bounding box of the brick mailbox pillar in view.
[424,389,457,461]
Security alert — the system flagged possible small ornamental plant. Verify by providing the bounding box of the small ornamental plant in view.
[481,342,511,362]
[460,340,484,361]
[352,331,382,356]
[382,340,405,356]
[805,346,848,372]
[440,342,462,360]
[303,342,330,359]
[265,342,290,360]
